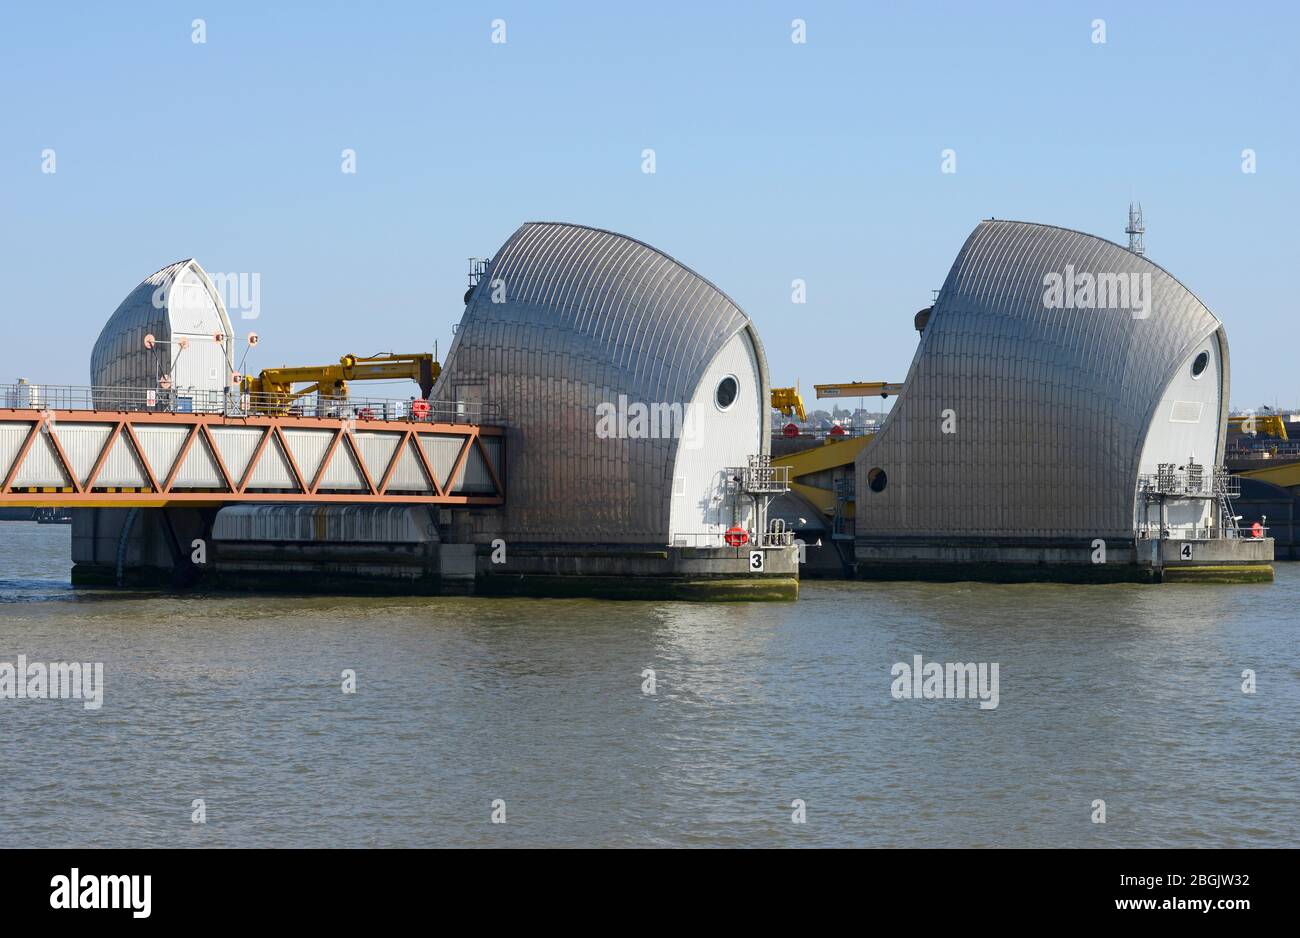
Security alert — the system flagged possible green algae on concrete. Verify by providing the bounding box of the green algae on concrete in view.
[476,573,799,602]
[1160,565,1274,584]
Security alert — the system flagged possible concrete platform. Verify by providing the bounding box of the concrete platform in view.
[70,506,800,601]
[854,536,1274,584]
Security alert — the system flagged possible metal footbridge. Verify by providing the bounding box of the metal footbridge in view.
[0,384,504,509]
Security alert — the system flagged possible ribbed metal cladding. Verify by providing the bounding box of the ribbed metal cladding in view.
[91,260,191,392]
[90,259,234,402]
[434,222,771,543]
[856,219,1228,543]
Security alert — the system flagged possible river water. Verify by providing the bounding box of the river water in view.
[0,521,1295,848]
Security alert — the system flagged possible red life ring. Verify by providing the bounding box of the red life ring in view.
[1251,522,1263,538]
[783,422,799,438]
[724,526,749,547]
[829,424,846,436]
[411,399,430,419]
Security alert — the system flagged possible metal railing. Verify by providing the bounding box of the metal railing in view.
[1,382,500,425]
[671,532,729,548]
[1224,524,1269,539]
[734,455,791,494]
[670,529,796,549]
[773,423,879,441]
[1137,464,1239,498]
[1227,441,1300,460]
[1138,524,1268,540]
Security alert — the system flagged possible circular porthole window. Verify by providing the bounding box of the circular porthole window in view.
[867,467,888,493]
[1191,351,1209,379]
[714,375,738,411]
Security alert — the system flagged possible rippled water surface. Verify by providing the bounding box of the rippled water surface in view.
[1,521,1295,847]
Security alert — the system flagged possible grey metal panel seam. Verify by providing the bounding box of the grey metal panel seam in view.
[856,219,1226,543]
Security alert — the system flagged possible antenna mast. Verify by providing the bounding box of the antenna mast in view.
[1126,202,1146,256]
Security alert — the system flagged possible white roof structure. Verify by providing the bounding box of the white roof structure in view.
[91,259,235,406]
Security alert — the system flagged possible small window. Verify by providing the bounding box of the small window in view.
[714,375,738,410]
[867,467,888,493]
[1191,351,1209,379]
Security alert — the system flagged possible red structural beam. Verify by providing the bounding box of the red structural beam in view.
[0,408,505,509]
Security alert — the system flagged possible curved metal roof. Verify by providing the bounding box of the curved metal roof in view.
[855,219,1228,541]
[90,258,233,391]
[435,221,770,543]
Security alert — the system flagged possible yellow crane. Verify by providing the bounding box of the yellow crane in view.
[241,353,440,414]
[814,381,905,399]
[770,386,807,422]
[1229,414,1289,441]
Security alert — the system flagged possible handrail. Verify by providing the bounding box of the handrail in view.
[1136,466,1239,498]
[1,382,500,425]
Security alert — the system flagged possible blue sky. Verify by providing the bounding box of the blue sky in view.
[2,1,1295,409]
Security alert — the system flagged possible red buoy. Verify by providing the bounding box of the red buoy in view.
[783,422,799,438]
[724,526,749,547]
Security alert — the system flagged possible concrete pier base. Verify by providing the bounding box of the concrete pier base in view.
[854,536,1274,584]
[204,543,799,601]
[477,544,799,600]
[70,506,799,601]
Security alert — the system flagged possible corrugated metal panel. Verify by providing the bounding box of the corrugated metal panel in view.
[352,432,401,482]
[172,435,224,488]
[95,433,148,488]
[0,423,29,472]
[56,424,113,485]
[386,439,433,492]
[480,437,503,488]
[452,443,494,493]
[245,435,298,489]
[432,222,770,543]
[855,219,1226,542]
[281,429,333,484]
[212,505,436,543]
[209,427,265,484]
[11,432,69,487]
[317,441,368,490]
[420,436,466,491]
[133,425,191,480]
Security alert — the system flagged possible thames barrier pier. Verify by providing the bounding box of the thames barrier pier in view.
[4,231,799,600]
[1,218,1272,596]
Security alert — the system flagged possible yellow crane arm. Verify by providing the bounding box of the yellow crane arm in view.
[242,353,441,411]
[770,387,807,422]
[815,381,904,399]
[1229,414,1288,441]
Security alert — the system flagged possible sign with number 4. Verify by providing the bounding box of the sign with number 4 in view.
[749,550,765,573]
[1180,543,1192,560]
